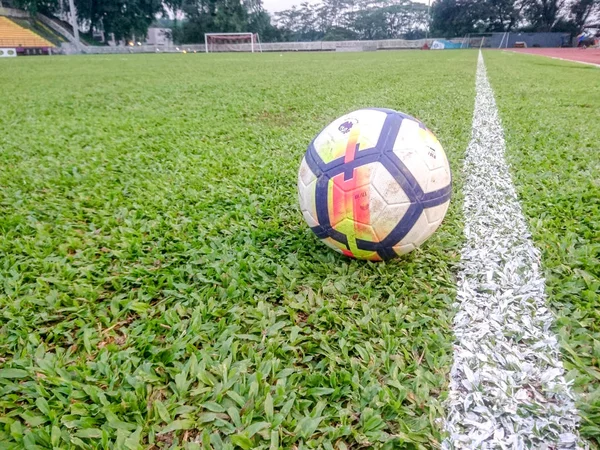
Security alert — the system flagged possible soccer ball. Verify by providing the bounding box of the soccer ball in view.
[298,108,451,261]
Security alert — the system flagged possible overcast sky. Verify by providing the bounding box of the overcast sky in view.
[263,0,429,14]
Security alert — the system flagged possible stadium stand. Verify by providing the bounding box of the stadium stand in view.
[0,16,54,54]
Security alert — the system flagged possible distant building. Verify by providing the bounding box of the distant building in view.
[146,28,172,46]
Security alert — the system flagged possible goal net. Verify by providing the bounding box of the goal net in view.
[460,33,515,49]
[204,33,262,53]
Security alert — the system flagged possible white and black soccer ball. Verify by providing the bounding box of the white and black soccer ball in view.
[298,108,451,261]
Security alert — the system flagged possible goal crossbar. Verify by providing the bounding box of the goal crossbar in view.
[204,33,262,53]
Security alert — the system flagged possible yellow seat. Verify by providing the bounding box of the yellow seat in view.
[0,17,54,48]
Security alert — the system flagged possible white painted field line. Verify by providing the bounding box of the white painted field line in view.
[548,57,600,68]
[443,52,583,449]
[503,49,600,68]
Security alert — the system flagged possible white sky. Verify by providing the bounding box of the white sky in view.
[263,0,429,14]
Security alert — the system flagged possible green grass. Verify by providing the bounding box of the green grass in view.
[485,51,600,447]
[0,51,476,449]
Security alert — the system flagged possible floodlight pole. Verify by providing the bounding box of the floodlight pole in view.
[425,0,431,40]
[67,0,81,50]
[251,33,254,53]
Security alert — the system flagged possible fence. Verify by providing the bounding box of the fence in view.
[56,32,571,55]
[59,38,439,55]
[464,32,570,48]
[492,32,570,48]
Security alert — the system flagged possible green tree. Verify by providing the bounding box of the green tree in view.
[569,0,600,31]
[275,3,323,40]
[6,0,162,40]
[521,0,567,31]
[177,0,248,42]
[349,0,428,39]
[480,0,522,31]
[70,0,163,41]
[246,0,285,40]
[10,0,58,15]
[322,26,358,40]
[431,0,520,37]
[174,0,283,44]
[430,0,481,36]
[276,0,428,40]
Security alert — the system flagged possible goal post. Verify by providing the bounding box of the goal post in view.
[498,32,511,49]
[204,33,262,53]
[462,33,512,49]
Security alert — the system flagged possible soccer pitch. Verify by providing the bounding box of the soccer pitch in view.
[0,51,597,448]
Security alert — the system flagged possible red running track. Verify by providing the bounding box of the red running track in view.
[509,48,600,66]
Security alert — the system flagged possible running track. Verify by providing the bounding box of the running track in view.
[509,47,600,66]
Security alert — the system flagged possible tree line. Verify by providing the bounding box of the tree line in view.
[176,0,598,43]
[272,0,429,41]
[6,0,165,40]
[432,0,599,37]
[5,0,599,44]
